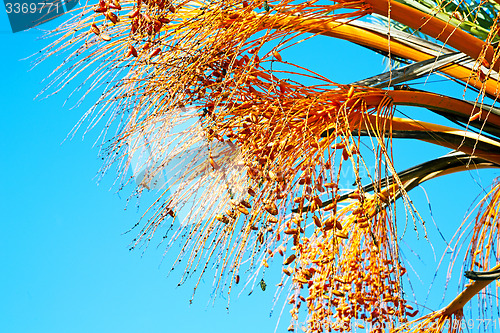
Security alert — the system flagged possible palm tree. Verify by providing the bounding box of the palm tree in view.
[41,0,500,331]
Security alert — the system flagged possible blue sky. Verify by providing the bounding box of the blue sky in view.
[1,5,499,333]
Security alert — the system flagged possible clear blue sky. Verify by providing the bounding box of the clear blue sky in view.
[1,6,499,333]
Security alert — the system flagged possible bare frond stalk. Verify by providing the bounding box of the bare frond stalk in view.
[361,0,498,72]
[264,14,500,97]
[443,262,500,315]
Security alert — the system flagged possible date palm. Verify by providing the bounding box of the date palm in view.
[40,0,500,331]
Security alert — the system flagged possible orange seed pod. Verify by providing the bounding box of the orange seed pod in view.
[91,23,100,35]
[237,206,249,215]
[313,215,322,228]
[284,228,298,235]
[150,48,161,59]
[129,7,140,18]
[335,220,343,230]
[332,290,345,297]
[273,50,282,62]
[347,86,355,98]
[267,216,278,223]
[240,200,251,208]
[209,156,219,170]
[469,111,482,122]
[323,202,336,211]
[335,231,348,239]
[284,254,296,265]
[106,11,119,24]
[265,202,278,215]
